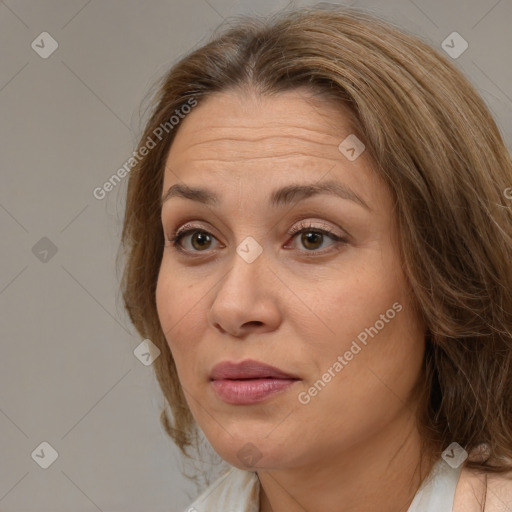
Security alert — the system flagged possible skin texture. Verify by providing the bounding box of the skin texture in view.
[453,466,512,511]
[156,88,434,512]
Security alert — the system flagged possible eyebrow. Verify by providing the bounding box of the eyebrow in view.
[160,180,370,210]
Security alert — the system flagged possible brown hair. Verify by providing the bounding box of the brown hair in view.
[118,4,512,474]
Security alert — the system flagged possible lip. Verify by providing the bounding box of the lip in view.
[210,359,300,380]
[210,359,300,405]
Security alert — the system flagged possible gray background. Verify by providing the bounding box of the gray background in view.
[0,0,510,511]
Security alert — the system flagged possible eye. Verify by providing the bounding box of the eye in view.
[165,226,220,253]
[285,221,348,253]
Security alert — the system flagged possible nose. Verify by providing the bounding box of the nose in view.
[206,245,281,338]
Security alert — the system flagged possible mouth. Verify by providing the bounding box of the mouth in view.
[209,359,301,405]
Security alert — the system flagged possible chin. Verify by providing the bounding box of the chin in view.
[207,428,296,471]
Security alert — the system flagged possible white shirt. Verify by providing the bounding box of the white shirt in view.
[184,457,464,512]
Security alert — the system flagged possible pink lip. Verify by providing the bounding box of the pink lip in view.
[210,359,300,405]
[210,359,299,380]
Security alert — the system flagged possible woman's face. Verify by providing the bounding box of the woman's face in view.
[156,88,427,470]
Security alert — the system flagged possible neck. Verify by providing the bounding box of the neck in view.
[257,410,438,512]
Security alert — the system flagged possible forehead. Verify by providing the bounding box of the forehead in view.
[167,88,355,162]
[161,88,385,209]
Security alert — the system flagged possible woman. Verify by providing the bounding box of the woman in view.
[119,4,512,511]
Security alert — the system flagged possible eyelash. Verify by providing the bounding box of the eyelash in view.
[164,221,348,257]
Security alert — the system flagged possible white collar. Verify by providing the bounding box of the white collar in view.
[185,457,463,512]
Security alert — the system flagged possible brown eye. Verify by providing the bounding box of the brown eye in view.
[190,231,212,251]
[168,229,218,252]
[300,231,325,251]
[286,221,348,255]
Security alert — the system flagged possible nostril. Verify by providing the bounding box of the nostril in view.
[214,323,226,333]
[244,321,263,327]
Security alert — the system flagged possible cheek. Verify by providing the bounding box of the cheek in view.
[301,245,424,394]
[156,258,195,327]
[297,303,424,443]
[155,267,207,370]
[307,259,403,351]
[155,271,174,337]
[155,269,190,355]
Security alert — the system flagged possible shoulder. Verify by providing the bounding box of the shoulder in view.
[485,470,512,511]
[453,466,512,512]
[184,466,260,512]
